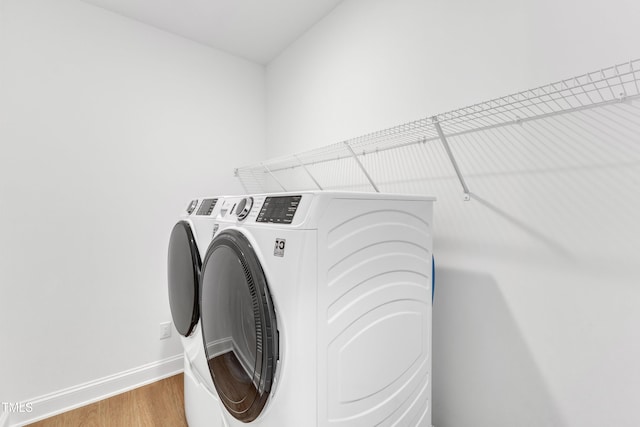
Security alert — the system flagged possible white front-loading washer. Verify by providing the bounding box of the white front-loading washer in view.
[168,197,226,427]
[198,191,435,426]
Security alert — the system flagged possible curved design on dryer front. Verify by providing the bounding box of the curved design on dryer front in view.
[200,229,279,423]
[318,199,433,426]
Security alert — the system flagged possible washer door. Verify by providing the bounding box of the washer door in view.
[200,229,278,423]
[168,221,201,337]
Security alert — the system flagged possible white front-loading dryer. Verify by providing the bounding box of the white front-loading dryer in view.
[168,197,226,427]
[198,191,435,427]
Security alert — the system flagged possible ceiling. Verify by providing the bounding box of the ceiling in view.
[80,0,345,64]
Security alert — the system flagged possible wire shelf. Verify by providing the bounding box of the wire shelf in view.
[235,58,640,197]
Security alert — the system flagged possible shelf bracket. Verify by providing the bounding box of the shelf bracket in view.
[432,117,471,201]
[294,155,323,190]
[261,163,287,192]
[343,142,380,192]
[234,168,249,193]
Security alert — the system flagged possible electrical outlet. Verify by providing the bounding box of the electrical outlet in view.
[159,322,172,340]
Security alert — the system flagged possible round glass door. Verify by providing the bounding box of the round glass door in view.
[167,221,201,337]
[200,229,278,422]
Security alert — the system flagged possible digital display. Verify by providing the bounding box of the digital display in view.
[256,196,301,224]
[196,198,218,216]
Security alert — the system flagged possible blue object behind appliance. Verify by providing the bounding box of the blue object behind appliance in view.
[432,255,435,303]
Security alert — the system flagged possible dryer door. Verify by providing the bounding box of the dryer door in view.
[200,229,278,423]
[168,221,201,337]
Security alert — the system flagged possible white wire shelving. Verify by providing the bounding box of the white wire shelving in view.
[234,59,640,199]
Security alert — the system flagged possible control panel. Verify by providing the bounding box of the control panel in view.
[196,198,218,216]
[256,195,301,224]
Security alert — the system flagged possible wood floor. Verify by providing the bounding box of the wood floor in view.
[27,374,188,427]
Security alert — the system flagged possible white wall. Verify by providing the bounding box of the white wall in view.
[0,0,265,419]
[266,0,640,426]
[266,0,640,157]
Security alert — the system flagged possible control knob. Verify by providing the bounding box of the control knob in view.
[236,197,253,221]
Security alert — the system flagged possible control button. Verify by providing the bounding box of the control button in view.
[186,200,198,215]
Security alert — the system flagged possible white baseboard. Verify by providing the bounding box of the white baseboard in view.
[8,354,183,427]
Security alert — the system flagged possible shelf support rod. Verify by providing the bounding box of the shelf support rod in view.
[234,168,249,193]
[261,163,287,192]
[294,155,323,190]
[432,116,471,201]
[343,142,380,192]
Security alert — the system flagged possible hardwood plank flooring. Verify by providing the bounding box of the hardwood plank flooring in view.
[27,374,188,427]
